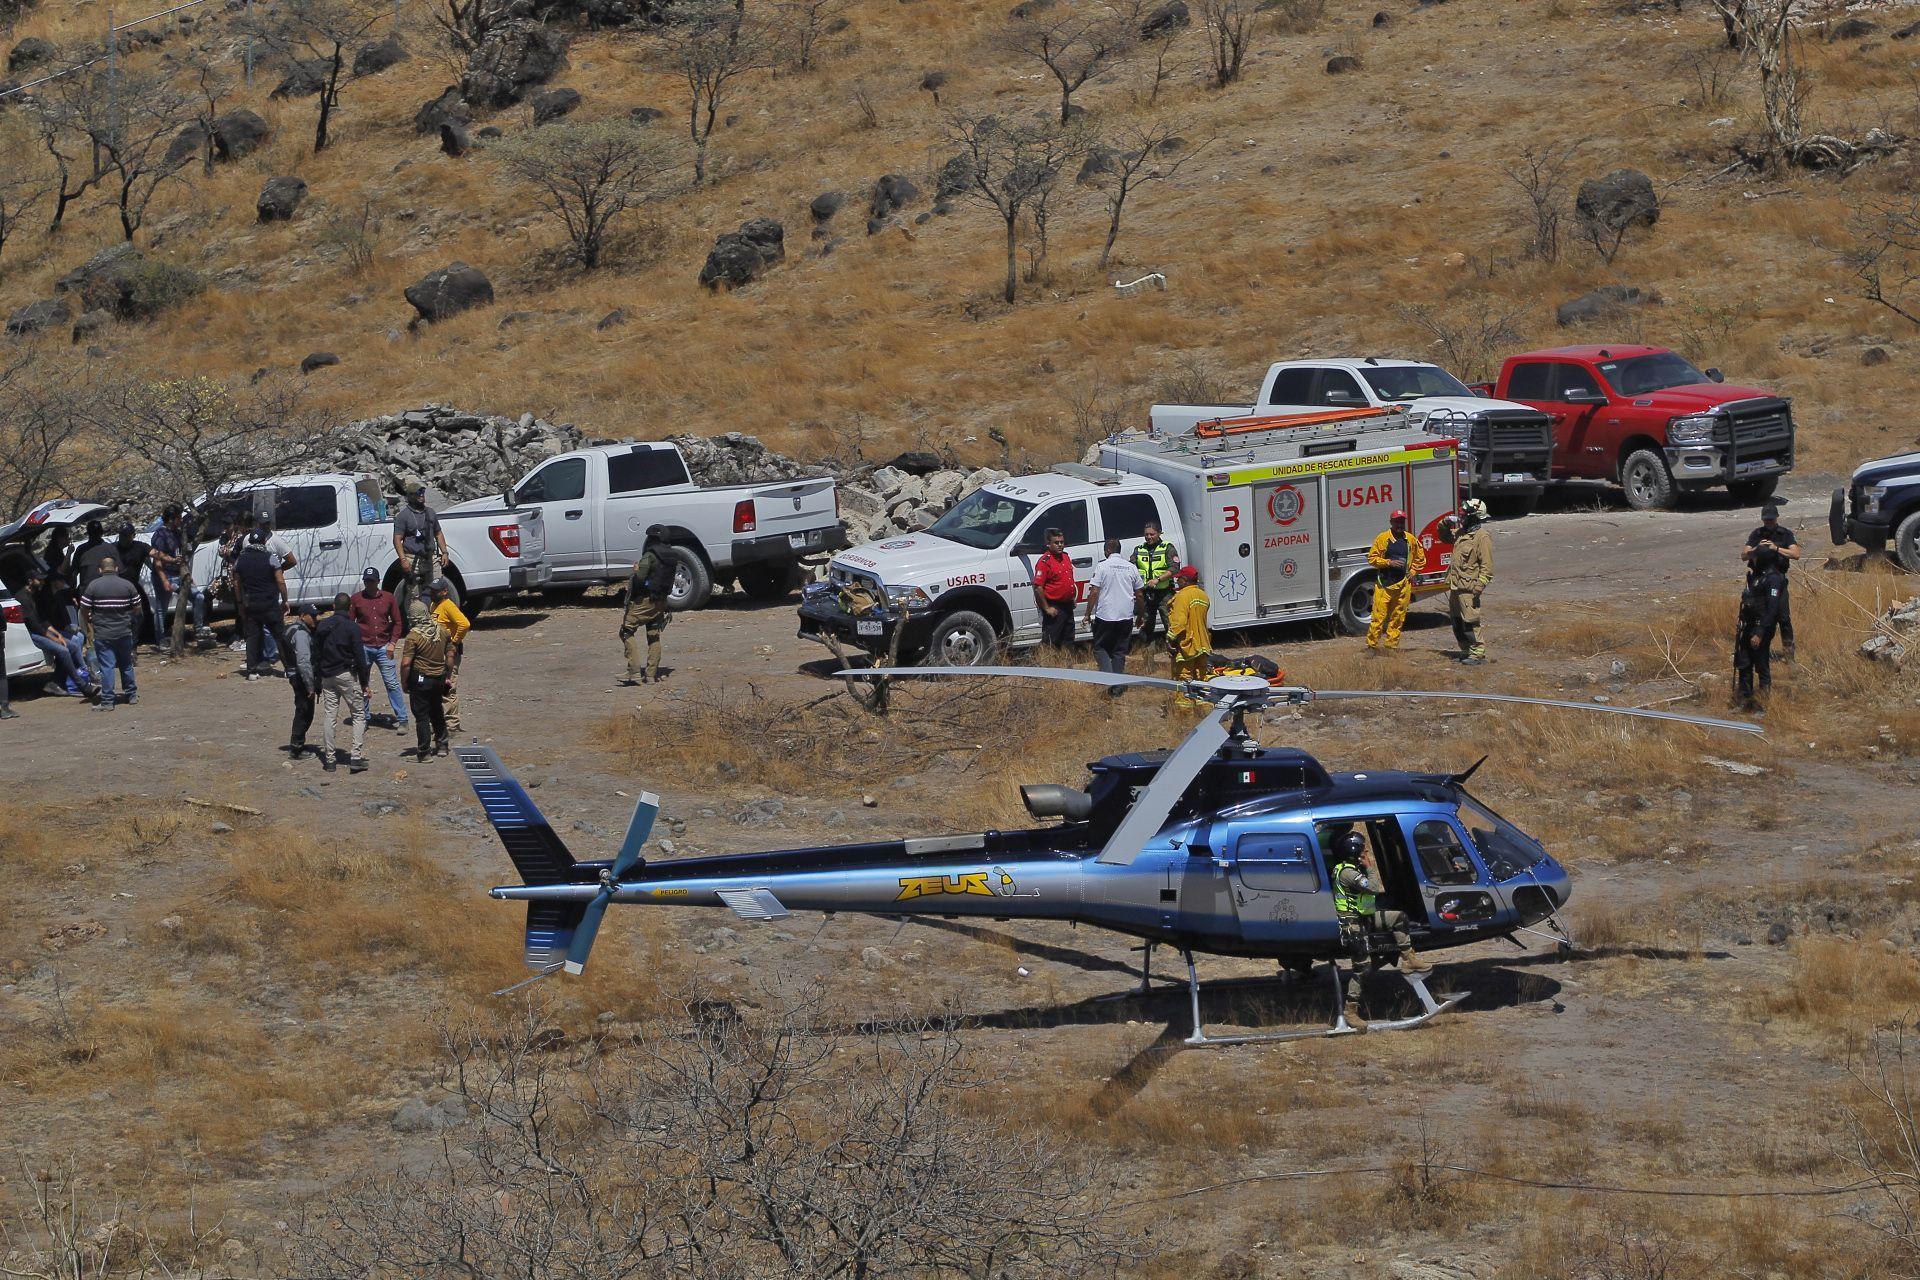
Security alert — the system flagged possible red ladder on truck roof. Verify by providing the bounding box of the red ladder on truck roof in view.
[1192,405,1404,439]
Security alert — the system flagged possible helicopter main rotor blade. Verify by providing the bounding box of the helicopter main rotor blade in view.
[839,665,1187,693]
[1312,689,1763,736]
[1096,698,1238,867]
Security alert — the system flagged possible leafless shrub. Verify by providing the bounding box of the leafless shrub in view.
[1265,0,1325,35]
[1674,42,1738,112]
[998,8,1132,125]
[1839,1034,1920,1274]
[0,1159,232,1279]
[1090,118,1213,269]
[497,118,681,270]
[1153,350,1230,404]
[1393,296,1530,383]
[849,78,878,128]
[0,359,107,519]
[1061,370,1135,446]
[0,117,51,272]
[656,0,774,184]
[318,199,384,273]
[1501,141,1580,262]
[1709,0,1808,163]
[1844,194,1920,330]
[287,996,1126,1278]
[1198,0,1252,88]
[236,0,391,153]
[943,110,1089,304]
[772,0,850,72]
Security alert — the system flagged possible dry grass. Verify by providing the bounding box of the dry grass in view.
[1757,936,1920,1055]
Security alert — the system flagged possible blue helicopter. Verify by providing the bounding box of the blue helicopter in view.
[462,667,1759,1045]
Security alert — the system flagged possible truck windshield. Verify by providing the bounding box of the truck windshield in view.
[1360,365,1473,401]
[1455,791,1547,879]
[1596,353,1708,396]
[926,490,1038,550]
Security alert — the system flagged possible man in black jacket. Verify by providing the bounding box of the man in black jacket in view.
[232,530,289,678]
[314,593,371,773]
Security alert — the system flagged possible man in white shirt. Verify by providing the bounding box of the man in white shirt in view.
[1083,538,1143,689]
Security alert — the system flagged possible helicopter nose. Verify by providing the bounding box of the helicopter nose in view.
[1536,857,1572,910]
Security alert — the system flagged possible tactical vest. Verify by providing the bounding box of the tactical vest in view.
[1332,862,1375,916]
[1132,540,1173,582]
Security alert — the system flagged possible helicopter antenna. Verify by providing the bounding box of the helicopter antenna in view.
[1452,755,1490,785]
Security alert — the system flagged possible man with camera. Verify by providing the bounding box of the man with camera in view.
[1740,501,1798,659]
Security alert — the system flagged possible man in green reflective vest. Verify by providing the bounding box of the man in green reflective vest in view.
[1130,521,1181,641]
[1328,829,1427,1025]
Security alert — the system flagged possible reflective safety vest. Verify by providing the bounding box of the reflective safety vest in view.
[1332,862,1375,917]
[1132,540,1175,586]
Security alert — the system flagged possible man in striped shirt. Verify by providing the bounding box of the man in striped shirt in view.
[80,556,142,710]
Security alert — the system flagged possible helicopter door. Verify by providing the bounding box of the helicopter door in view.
[1227,831,1341,945]
[1402,817,1497,929]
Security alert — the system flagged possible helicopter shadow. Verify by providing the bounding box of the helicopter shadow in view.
[894,916,1146,978]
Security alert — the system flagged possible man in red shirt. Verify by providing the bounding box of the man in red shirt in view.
[1030,526,1078,650]
[348,567,408,731]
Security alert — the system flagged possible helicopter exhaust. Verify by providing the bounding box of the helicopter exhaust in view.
[1020,784,1093,822]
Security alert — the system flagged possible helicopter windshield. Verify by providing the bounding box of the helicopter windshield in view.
[926,489,1038,550]
[1455,791,1547,878]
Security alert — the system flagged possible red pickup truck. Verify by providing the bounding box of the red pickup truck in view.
[1480,345,1795,510]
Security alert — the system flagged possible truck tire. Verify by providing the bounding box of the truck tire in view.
[1728,476,1779,505]
[735,560,801,601]
[920,610,1000,667]
[1620,449,1677,511]
[662,545,712,611]
[1335,573,1375,637]
[1896,510,1920,575]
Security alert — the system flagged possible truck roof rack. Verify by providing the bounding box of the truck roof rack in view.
[1049,462,1122,485]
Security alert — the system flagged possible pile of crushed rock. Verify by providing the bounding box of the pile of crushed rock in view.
[836,456,1011,544]
[1862,596,1920,667]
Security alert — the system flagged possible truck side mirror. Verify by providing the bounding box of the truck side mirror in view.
[1706,367,1725,383]
[1563,388,1606,405]
[1325,390,1362,405]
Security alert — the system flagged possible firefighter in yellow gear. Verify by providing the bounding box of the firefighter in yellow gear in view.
[1165,565,1211,705]
[1365,509,1426,653]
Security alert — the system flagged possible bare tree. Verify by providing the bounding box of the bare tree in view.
[423,0,494,57]
[945,111,1087,305]
[91,67,192,241]
[1845,194,1920,330]
[0,119,52,275]
[287,997,1124,1278]
[1090,118,1209,270]
[1198,0,1252,89]
[25,65,106,232]
[239,0,390,153]
[772,0,849,73]
[1000,7,1132,125]
[657,0,772,185]
[185,63,233,179]
[1500,140,1580,262]
[1393,297,1531,384]
[1708,0,1806,162]
[87,375,334,654]
[1113,0,1190,105]
[0,358,105,518]
[498,119,679,269]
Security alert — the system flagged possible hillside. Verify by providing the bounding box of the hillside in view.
[1,0,1917,478]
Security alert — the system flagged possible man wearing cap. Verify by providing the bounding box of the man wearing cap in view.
[430,577,470,732]
[393,477,451,609]
[233,529,290,679]
[1741,501,1799,659]
[1365,509,1426,654]
[399,602,454,758]
[348,568,408,731]
[1443,499,1494,665]
[283,602,320,758]
[314,593,371,773]
[111,522,156,643]
[1165,564,1211,704]
[620,526,674,685]
[80,555,142,709]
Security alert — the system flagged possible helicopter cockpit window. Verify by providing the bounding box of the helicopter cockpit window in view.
[927,491,1038,550]
[1410,820,1480,886]
[1454,792,1547,879]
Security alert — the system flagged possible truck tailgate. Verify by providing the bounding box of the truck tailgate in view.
[749,478,838,533]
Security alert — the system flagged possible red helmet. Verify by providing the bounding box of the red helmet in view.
[1175,565,1200,583]
[1390,509,1408,521]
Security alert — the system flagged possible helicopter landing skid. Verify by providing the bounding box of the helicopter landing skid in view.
[1179,951,1464,1047]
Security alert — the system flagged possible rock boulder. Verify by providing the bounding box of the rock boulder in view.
[460,19,569,108]
[404,262,494,322]
[353,33,409,76]
[531,85,582,123]
[7,36,57,73]
[414,85,470,134]
[6,297,70,337]
[256,176,308,222]
[698,218,784,290]
[1556,284,1656,327]
[212,109,270,161]
[1575,167,1659,233]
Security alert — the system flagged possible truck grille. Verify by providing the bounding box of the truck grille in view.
[1714,397,1794,460]
[1468,410,1555,456]
[829,565,882,596]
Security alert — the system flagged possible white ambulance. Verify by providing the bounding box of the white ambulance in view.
[798,412,1462,665]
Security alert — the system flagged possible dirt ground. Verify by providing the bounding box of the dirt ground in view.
[6,475,1920,1277]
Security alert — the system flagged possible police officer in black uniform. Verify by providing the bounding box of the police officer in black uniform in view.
[1741,501,1798,659]
[1734,544,1787,710]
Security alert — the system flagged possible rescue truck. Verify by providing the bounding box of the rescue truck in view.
[798,410,1461,665]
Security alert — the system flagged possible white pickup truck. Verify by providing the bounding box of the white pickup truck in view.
[1150,357,1556,515]
[447,441,846,610]
[191,473,550,615]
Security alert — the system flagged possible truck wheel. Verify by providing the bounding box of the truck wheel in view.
[1728,477,1779,505]
[662,545,712,611]
[1620,450,1677,511]
[921,610,1000,667]
[1896,510,1920,575]
[736,561,801,601]
[1335,573,1375,637]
